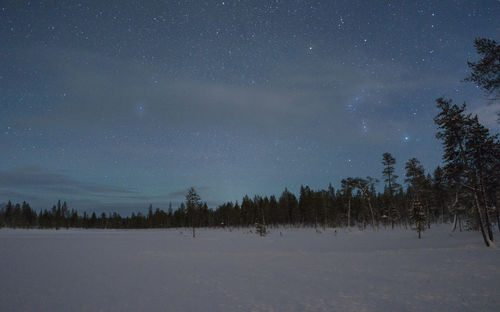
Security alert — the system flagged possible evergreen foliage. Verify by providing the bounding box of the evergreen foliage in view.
[465,38,500,99]
[434,98,499,246]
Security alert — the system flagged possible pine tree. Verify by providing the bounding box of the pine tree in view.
[4,201,13,227]
[185,187,201,238]
[465,38,500,100]
[341,178,354,228]
[404,158,426,196]
[382,152,401,227]
[466,116,499,238]
[382,153,399,195]
[434,97,497,246]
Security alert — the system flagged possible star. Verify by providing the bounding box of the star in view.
[0,0,495,213]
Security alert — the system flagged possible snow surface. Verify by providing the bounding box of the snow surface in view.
[1,226,499,311]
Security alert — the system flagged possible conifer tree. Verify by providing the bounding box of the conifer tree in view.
[432,166,448,223]
[382,153,401,227]
[410,198,426,239]
[350,177,378,229]
[434,98,497,246]
[341,178,355,228]
[186,187,201,238]
[405,158,426,195]
[465,38,500,100]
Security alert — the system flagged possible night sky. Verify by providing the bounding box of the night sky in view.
[1,1,499,213]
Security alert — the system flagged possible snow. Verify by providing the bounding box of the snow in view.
[1,226,499,311]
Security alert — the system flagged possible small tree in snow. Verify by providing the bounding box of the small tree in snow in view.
[185,187,201,238]
[410,198,426,239]
[255,222,266,236]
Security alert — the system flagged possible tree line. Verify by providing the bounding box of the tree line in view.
[1,106,498,241]
[0,38,499,245]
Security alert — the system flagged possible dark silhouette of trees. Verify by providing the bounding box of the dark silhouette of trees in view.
[0,116,497,244]
[434,98,499,247]
[431,166,448,224]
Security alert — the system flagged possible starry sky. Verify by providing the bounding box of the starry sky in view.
[1,0,499,213]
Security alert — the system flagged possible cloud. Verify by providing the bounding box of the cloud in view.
[0,166,136,196]
[0,166,217,213]
[5,44,458,143]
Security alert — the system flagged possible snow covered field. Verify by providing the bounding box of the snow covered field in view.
[1,226,499,312]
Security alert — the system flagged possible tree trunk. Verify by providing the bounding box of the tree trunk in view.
[441,203,445,224]
[451,214,457,232]
[479,179,494,241]
[485,208,494,241]
[496,207,500,233]
[473,191,493,247]
[367,197,375,230]
[261,207,266,227]
[454,132,493,246]
[427,205,431,229]
[347,197,351,228]
[495,207,500,232]
[324,204,327,231]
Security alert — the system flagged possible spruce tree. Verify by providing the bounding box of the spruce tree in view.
[185,187,201,238]
[382,152,401,227]
[410,198,426,239]
[404,158,426,195]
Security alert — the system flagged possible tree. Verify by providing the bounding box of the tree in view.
[350,177,378,230]
[340,178,354,228]
[405,158,426,196]
[90,212,97,228]
[185,187,201,238]
[465,115,498,239]
[382,152,401,228]
[382,153,399,195]
[410,198,426,239]
[298,185,312,225]
[465,38,500,99]
[434,98,498,247]
[4,201,13,227]
[404,158,430,236]
[278,188,298,225]
[432,166,448,223]
[148,204,154,228]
